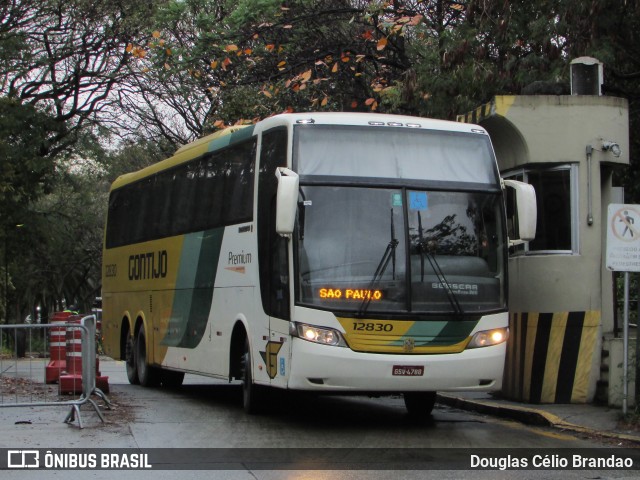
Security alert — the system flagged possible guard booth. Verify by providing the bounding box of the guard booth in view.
[458,57,630,404]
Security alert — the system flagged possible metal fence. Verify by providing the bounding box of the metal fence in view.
[0,315,110,428]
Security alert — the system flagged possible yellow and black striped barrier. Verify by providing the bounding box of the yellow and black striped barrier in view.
[503,311,600,404]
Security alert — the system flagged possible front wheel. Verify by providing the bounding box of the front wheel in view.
[404,392,437,420]
[240,339,265,414]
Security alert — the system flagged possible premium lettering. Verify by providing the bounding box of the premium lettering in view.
[128,251,168,281]
[229,250,252,265]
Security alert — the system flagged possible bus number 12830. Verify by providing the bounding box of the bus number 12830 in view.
[353,322,394,332]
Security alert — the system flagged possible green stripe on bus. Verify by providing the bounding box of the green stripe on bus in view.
[400,319,477,347]
[207,125,255,152]
[162,228,224,348]
[424,319,478,346]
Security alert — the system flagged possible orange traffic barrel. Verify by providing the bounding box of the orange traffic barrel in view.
[64,316,84,375]
[59,315,109,394]
[45,311,73,384]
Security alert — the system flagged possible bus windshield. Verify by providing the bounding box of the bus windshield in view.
[296,188,506,316]
[297,186,505,315]
[294,125,505,316]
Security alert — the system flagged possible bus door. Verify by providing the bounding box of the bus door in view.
[265,234,291,389]
[258,127,292,388]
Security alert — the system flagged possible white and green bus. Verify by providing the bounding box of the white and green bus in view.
[102,112,536,416]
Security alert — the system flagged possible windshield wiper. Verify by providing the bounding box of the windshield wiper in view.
[418,211,463,318]
[358,208,398,317]
[357,238,398,317]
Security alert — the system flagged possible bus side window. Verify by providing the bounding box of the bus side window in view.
[258,128,290,320]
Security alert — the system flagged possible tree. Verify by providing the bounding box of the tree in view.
[0,97,57,322]
[0,0,164,153]
[0,98,59,223]
[563,0,640,203]
[117,0,427,138]
[118,1,572,128]
[106,0,221,148]
[2,130,172,324]
[3,0,640,324]
[0,0,166,321]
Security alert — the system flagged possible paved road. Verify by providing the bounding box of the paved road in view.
[1,358,638,479]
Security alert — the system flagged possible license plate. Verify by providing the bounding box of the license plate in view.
[392,365,424,376]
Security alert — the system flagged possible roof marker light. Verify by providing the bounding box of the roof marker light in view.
[387,122,403,127]
[406,123,422,128]
[471,128,486,134]
[296,119,315,124]
[368,121,385,126]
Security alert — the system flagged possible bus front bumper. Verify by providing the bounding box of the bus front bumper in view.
[287,337,505,393]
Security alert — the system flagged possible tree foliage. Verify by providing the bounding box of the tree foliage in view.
[0,0,161,153]
[12,164,106,319]
[0,98,59,223]
[117,1,639,127]
[0,0,164,321]
[118,0,429,140]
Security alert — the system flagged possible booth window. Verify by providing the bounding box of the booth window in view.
[506,165,578,254]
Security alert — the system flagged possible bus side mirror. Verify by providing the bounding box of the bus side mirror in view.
[275,167,299,237]
[504,179,537,247]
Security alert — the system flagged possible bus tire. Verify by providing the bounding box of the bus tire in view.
[241,339,264,414]
[125,333,139,385]
[404,391,436,420]
[136,327,160,387]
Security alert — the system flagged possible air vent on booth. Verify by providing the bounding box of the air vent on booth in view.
[570,57,603,96]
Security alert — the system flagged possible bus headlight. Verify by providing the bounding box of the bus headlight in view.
[467,328,509,349]
[291,322,347,347]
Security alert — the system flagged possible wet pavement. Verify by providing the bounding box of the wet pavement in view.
[2,356,638,446]
[1,357,639,479]
[438,391,640,446]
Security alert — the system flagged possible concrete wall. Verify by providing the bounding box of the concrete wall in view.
[474,95,629,170]
[459,95,629,404]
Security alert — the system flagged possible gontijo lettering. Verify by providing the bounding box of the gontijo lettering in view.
[128,250,168,280]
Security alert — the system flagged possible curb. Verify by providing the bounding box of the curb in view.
[436,393,640,445]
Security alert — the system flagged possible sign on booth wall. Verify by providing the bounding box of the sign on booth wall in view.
[606,204,640,272]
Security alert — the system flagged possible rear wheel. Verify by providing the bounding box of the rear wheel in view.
[404,392,437,420]
[135,327,160,387]
[125,333,139,385]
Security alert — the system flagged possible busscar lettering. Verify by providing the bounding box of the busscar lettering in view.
[128,251,168,281]
[432,282,479,295]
